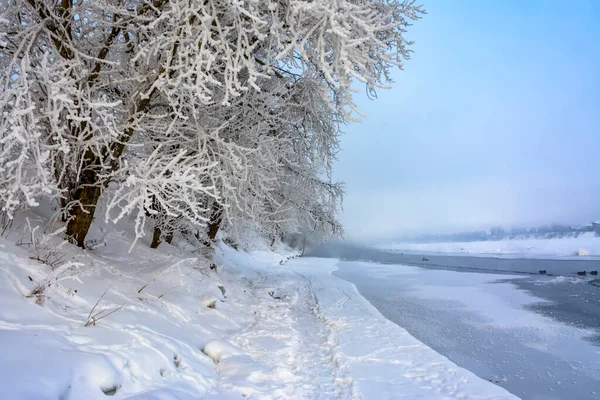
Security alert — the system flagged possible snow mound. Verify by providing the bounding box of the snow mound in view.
[199,293,219,309]
[572,248,590,256]
[202,339,245,363]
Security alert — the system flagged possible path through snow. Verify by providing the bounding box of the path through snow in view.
[222,248,518,399]
[229,269,342,399]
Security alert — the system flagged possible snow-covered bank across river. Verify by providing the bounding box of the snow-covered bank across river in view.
[381,232,600,258]
[0,234,516,399]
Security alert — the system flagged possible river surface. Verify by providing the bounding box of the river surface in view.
[308,244,600,400]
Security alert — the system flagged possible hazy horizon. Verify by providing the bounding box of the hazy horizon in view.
[335,0,600,242]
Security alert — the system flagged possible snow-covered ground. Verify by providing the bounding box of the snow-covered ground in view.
[0,225,517,398]
[381,232,600,258]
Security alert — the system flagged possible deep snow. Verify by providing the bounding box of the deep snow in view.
[0,226,518,399]
[381,233,600,258]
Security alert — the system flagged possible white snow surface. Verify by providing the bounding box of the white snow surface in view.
[0,232,517,399]
[382,232,600,258]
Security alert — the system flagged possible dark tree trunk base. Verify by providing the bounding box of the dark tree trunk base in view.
[65,183,102,248]
[151,226,162,249]
[151,225,173,249]
[207,203,222,242]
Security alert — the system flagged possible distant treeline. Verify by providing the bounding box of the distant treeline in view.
[405,223,600,244]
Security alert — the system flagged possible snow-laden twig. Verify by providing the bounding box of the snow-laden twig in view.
[17,219,70,269]
[27,261,85,304]
[84,285,126,327]
[137,258,195,294]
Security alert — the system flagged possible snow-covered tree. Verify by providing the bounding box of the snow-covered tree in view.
[0,0,424,248]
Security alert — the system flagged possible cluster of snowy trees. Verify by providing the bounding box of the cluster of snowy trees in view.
[1,0,423,250]
[403,223,599,244]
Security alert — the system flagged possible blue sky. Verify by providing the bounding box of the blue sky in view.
[336,0,600,241]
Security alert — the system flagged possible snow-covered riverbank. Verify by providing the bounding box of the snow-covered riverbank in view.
[0,232,516,399]
[381,232,600,258]
[334,261,600,399]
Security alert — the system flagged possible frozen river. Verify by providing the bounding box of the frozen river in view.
[309,244,600,399]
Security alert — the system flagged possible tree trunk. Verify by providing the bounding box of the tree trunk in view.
[207,203,223,242]
[150,226,162,249]
[65,168,102,248]
[150,223,173,248]
[65,90,156,247]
